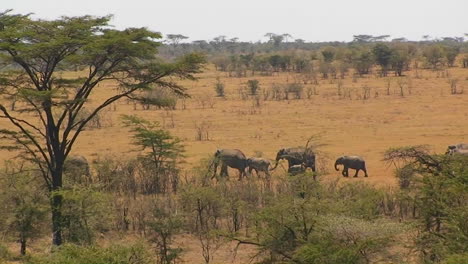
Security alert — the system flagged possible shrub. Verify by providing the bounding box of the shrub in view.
[27,243,153,264]
[214,77,225,97]
[247,79,260,95]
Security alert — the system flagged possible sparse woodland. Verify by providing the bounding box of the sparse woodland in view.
[0,11,467,264]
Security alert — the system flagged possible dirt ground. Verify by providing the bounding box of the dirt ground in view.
[1,66,467,187]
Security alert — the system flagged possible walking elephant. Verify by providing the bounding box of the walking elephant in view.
[270,147,316,172]
[212,149,247,180]
[246,157,271,178]
[334,156,368,177]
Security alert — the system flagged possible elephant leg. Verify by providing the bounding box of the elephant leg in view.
[353,168,359,177]
[212,162,219,179]
[363,167,368,177]
[238,168,245,181]
[221,164,229,178]
[254,168,260,178]
[344,166,349,177]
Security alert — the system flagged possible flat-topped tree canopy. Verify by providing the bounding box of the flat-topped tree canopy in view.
[0,9,205,246]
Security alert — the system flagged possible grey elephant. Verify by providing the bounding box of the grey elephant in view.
[446,143,468,155]
[64,155,91,183]
[212,149,247,180]
[270,147,316,172]
[334,156,368,177]
[246,157,271,178]
[288,164,306,176]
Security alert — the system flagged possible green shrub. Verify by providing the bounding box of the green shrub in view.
[0,244,12,260]
[27,243,153,264]
[294,242,360,264]
[443,253,468,264]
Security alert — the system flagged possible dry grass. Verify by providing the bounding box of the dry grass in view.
[2,65,468,263]
[1,66,468,189]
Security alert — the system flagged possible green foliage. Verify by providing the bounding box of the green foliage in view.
[0,162,48,255]
[442,253,468,264]
[214,77,225,97]
[0,10,204,246]
[58,186,111,244]
[336,182,385,220]
[372,43,392,75]
[122,115,184,170]
[247,79,260,95]
[147,200,183,264]
[321,46,336,63]
[27,243,153,264]
[294,242,360,264]
[443,45,460,67]
[0,243,12,261]
[384,146,468,262]
[423,45,446,69]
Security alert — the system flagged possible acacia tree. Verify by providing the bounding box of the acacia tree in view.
[0,11,204,246]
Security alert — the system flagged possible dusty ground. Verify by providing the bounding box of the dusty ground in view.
[1,66,467,187]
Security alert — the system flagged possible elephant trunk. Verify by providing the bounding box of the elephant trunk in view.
[270,159,280,171]
[334,160,340,171]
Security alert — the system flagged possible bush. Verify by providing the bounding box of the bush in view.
[214,77,225,97]
[0,244,12,261]
[247,79,260,95]
[27,243,153,264]
[59,186,111,244]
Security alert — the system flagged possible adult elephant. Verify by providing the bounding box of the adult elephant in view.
[64,155,91,184]
[212,149,247,180]
[270,147,316,172]
[246,157,271,178]
[334,156,368,177]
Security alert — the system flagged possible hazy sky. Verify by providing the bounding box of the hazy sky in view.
[4,0,467,42]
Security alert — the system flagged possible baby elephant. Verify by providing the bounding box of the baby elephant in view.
[334,156,368,178]
[246,157,271,178]
[288,164,306,176]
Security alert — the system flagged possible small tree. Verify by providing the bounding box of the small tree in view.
[247,79,260,95]
[0,163,48,255]
[214,77,225,97]
[148,200,183,264]
[372,43,392,76]
[423,45,446,69]
[443,45,460,67]
[122,115,184,194]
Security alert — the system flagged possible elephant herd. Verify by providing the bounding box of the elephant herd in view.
[212,147,368,180]
[212,143,468,180]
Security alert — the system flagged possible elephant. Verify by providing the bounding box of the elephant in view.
[446,143,468,155]
[270,147,316,172]
[64,155,91,183]
[246,157,271,178]
[334,156,368,177]
[288,164,306,176]
[212,149,247,180]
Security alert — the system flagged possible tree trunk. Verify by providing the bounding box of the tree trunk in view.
[20,234,26,255]
[51,192,63,246]
[51,163,64,246]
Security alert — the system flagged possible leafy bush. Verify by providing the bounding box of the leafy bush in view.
[27,243,153,264]
[0,244,12,261]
